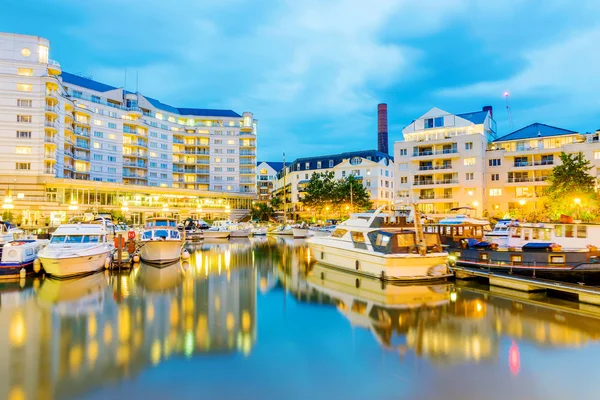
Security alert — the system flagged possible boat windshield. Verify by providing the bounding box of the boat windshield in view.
[51,235,102,244]
[148,220,177,227]
[154,230,169,239]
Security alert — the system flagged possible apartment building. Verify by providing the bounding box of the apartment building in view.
[256,161,282,202]
[273,150,394,219]
[394,107,497,217]
[486,123,600,212]
[0,33,257,224]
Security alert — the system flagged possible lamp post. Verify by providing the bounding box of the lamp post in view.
[574,197,581,220]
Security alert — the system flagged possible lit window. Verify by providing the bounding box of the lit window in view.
[16,162,31,170]
[15,147,31,155]
[464,157,476,166]
[17,68,33,76]
[38,45,49,64]
[150,152,157,157]
[93,142,101,149]
[108,134,116,140]
[227,139,235,145]
[17,83,32,92]
[21,48,31,57]
[155,113,163,120]
[93,119,103,126]
[17,115,32,123]
[215,157,222,163]
[595,151,600,160]
[489,188,502,196]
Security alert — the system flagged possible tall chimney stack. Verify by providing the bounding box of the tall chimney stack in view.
[377,103,388,154]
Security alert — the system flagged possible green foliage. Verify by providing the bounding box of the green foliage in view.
[301,171,372,216]
[269,196,282,210]
[544,152,600,221]
[250,202,275,222]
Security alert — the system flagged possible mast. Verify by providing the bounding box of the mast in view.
[411,203,427,255]
[283,152,287,222]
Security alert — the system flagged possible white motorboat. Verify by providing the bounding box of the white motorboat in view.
[252,227,268,236]
[307,205,451,281]
[38,224,113,278]
[212,220,252,238]
[202,227,231,239]
[0,239,48,279]
[483,219,516,247]
[267,225,293,236]
[292,227,309,238]
[138,218,184,264]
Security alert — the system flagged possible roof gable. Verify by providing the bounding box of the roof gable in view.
[257,161,284,172]
[494,122,577,142]
[457,110,488,125]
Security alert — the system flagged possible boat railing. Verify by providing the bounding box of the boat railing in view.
[457,255,583,268]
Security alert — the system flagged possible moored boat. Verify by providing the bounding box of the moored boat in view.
[0,239,48,278]
[138,218,184,264]
[292,225,309,238]
[38,224,113,278]
[267,225,293,236]
[307,206,451,281]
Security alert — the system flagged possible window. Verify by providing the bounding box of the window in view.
[93,142,101,149]
[108,122,117,129]
[214,167,223,172]
[329,160,334,168]
[150,143,158,148]
[215,157,222,163]
[489,159,501,167]
[317,161,322,169]
[227,139,235,145]
[16,163,30,170]
[398,163,408,171]
[93,165,102,172]
[331,229,348,238]
[107,167,116,173]
[491,173,500,181]
[161,154,168,159]
[305,162,310,169]
[150,162,158,168]
[93,154,102,161]
[108,134,116,140]
[466,172,474,180]
[214,139,223,144]
[160,173,168,179]
[577,226,588,238]
[489,188,502,196]
[160,163,167,169]
[38,45,49,63]
[93,119,103,126]
[17,99,32,107]
[399,149,407,156]
[305,173,309,179]
[464,157,476,166]
[465,142,473,150]
[107,156,116,162]
[400,177,408,184]
[17,115,32,123]
[227,176,235,181]
[227,158,235,163]
[93,131,103,138]
[17,83,32,92]
[149,152,158,158]
[109,145,117,151]
[351,231,365,243]
[16,131,31,138]
[226,149,235,154]
[15,147,31,154]
[91,95,101,103]
[160,134,168,140]
[227,167,235,172]
[17,68,33,76]
[595,151,600,160]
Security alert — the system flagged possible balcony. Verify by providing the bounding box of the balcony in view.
[173,167,185,172]
[74,116,90,126]
[418,194,453,200]
[418,164,452,171]
[124,162,147,168]
[413,179,458,186]
[45,105,58,115]
[240,178,255,183]
[44,135,56,144]
[240,151,256,156]
[44,167,55,175]
[173,139,185,144]
[44,152,56,159]
[64,164,74,171]
[196,178,210,183]
[44,120,57,130]
[123,126,144,135]
[74,128,90,138]
[124,152,147,158]
[412,148,458,157]
[240,169,255,174]
[64,150,74,158]
[75,154,90,161]
[74,141,90,150]
[513,160,554,168]
[47,59,61,75]
[123,172,148,178]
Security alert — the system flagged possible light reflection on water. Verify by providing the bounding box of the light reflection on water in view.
[1,236,600,400]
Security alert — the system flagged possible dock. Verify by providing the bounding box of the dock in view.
[452,265,600,306]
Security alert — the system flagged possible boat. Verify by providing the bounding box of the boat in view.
[452,221,600,284]
[306,205,451,281]
[211,220,252,238]
[202,227,231,239]
[38,224,113,278]
[424,214,492,247]
[252,226,268,236]
[483,219,517,247]
[291,223,309,238]
[267,225,293,236]
[0,221,23,258]
[308,225,335,237]
[0,239,48,278]
[138,218,184,264]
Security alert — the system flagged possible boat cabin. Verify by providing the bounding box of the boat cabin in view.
[506,222,600,251]
[140,229,181,241]
[49,224,109,244]
[425,215,491,246]
[331,228,443,254]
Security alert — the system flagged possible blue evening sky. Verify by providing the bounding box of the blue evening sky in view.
[3,0,600,160]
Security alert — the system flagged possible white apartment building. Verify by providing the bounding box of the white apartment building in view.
[273,150,395,219]
[487,123,600,212]
[0,33,257,224]
[256,161,282,201]
[394,107,497,217]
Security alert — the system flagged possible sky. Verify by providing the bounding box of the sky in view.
[3,0,600,161]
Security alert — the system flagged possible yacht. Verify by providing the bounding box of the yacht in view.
[38,224,113,278]
[202,226,231,239]
[138,218,184,264]
[307,206,451,281]
[0,239,48,278]
[483,219,516,247]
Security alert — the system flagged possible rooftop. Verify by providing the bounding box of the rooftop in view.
[281,149,393,175]
[457,110,489,125]
[61,72,241,118]
[257,161,285,172]
[494,122,577,142]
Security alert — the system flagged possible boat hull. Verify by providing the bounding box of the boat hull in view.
[292,228,308,238]
[308,242,451,281]
[0,260,35,279]
[39,251,110,278]
[202,231,231,239]
[139,240,183,264]
[230,229,251,238]
[268,229,293,236]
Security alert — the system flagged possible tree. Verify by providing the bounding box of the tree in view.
[544,152,599,221]
[301,171,337,215]
[270,196,282,210]
[333,175,372,213]
[301,172,372,217]
[250,202,275,222]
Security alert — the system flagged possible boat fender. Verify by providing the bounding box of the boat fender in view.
[181,250,190,260]
[104,256,111,270]
[355,278,360,288]
[320,272,325,280]
[182,261,189,270]
[33,258,41,273]
[355,260,360,270]
[133,254,140,263]
[19,268,26,278]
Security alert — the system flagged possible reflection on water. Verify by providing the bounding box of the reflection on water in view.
[2,238,600,399]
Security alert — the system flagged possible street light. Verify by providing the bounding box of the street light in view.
[518,199,526,206]
[574,198,581,205]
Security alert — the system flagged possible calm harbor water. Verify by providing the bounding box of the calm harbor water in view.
[2,237,600,400]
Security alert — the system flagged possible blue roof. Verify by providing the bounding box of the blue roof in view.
[257,161,285,172]
[62,71,241,118]
[457,110,489,124]
[279,150,393,176]
[61,72,118,93]
[494,123,577,142]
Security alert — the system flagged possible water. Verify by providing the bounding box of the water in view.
[2,237,600,400]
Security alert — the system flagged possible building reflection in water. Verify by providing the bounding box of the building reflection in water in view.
[0,239,256,400]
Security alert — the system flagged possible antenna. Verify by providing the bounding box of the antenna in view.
[124,68,127,90]
[504,91,513,129]
[136,70,139,93]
